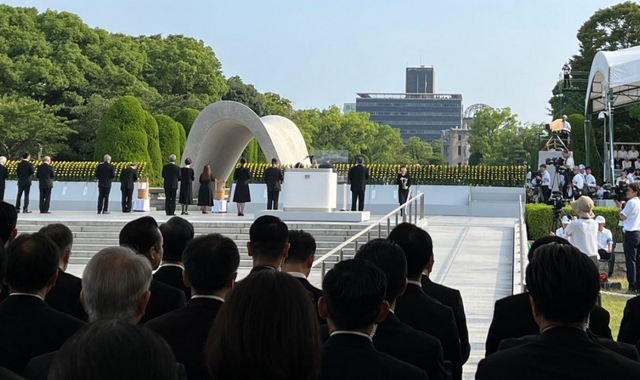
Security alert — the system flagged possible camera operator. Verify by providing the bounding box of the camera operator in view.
[560,150,574,197]
[571,166,585,200]
[619,182,640,294]
[536,164,551,203]
[565,196,599,263]
[584,167,597,197]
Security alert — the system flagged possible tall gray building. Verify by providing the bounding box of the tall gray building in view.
[356,93,463,142]
[406,66,435,94]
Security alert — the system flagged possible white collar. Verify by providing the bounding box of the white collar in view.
[159,263,184,270]
[285,271,307,279]
[10,293,44,301]
[330,330,373,342]
[191,295,225,303]
[407,280,422,287]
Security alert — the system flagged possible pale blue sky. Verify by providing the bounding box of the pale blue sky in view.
[2,0,625,123]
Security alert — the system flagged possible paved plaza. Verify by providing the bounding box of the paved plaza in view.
[19,212,515,379]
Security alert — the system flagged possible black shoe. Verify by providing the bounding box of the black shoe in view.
[40,211,51,214]
[23,210,31,214]
[184,212,189,215]
[102,211,110,214]
[98,211,102,214]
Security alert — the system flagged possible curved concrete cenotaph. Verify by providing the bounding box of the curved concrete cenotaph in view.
[182,101,309,194]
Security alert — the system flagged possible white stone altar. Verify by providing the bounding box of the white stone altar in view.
[282,168,337,212]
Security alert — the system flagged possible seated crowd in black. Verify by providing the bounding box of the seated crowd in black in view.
[2,199,640,379]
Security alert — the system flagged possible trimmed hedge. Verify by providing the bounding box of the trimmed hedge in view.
[174,108,199,136]
[143,113,162,184]
[156,114,181,165]
[525,203,621,241]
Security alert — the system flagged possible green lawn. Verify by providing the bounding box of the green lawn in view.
[600,277,632,340]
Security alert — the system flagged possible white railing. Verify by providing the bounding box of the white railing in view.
[312,191,426,279]
[513,195,528,294]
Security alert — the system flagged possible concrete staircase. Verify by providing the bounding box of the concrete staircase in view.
[17,220,386,269]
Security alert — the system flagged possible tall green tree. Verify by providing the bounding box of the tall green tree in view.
[222,76,268,116]
[366,124,405,164]
[62,94,115,160]
[0,94,73,158]
[263,92,294,117]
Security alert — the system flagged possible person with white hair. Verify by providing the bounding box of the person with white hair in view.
[95,154,115,214]
[0,156,7,202]
[162,154,181,216]
[553,216,571,238]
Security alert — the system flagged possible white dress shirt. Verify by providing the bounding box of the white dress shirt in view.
[572,173,584,190]
[622,197,640,232]
[597,228,613,251]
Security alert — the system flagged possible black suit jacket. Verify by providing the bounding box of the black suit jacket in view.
[499,330,640,362]
[146,297,223,380]
[0,295,85,374]
[153,265,191,300]
[0,164,9,189]
[162,163,181,190]
[120,167,138,190]
[421,275,470,364]
[348,164,369,191]
[139,279,187,324]
[264,167,283,191]
[16,160,34,187]
[320,334,428,380]
[0,365,24,380]
[485,291,612,356]
[476,326,640,380]
[44,270,87,321]
[35,163,54,189]
[619,295,640,352]
[95,162,115,188]
[395,283,462,380]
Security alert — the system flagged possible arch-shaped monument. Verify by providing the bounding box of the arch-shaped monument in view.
[183,101,309,192]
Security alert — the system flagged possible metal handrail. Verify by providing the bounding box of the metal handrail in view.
[312,191,426,279]
[514,195,528,294]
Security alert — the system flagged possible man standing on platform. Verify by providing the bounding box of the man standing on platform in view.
[15,152,34,214]
[0,156,8,202]
[95,154,115,215]
[162,155,181,216]
[36,156,55,214]
[348,157,369,211]
[264,158,283,210]
[120,163,138,213]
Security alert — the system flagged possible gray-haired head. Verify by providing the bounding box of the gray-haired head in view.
[82,246,152,322]
[169,154,176,163]
[103,154,111,163]
[43,156,51,164]
[0,156,6,165]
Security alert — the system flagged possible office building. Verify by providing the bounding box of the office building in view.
[406,66,435,94]
[343,103,356,114]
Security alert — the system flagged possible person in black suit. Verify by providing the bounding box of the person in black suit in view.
[232,157,251,216]
[36,157,55,214]
[0,156,8,202]
[95,154,115,214]
[389,223,463,380]
[0,233,85,375]
[48,320,179,380]
[282,230,323,317]
[318,259,428,380]
[15,152,34,213]
[179,158,195,215]
[421,257,470,364]
[119,216,186,323]
[355,239,447,380]
[155,217,194,300]
[476,242,640,380]
[618,295,640,353]
[162,154,181,216]
[397,165,411,216]
[39,224,86,321]
[248,215,290,273]
[0,200,18,246]
[147,233,240,380]
[119,163,137,213]
[485,235,612,357]
[348,157,369,211]
[264,158,283,210]
[206,270,320,380]
[24,246,155,380]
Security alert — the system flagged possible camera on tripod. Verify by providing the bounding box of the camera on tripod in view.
[545,157,566,173]
[546,191,568,211]
[602,181,628,202]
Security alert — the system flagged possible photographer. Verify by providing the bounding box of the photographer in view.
[620,182,640,294]
[571,166,585,200]
[561,150,573,197]
[536,164,551,203]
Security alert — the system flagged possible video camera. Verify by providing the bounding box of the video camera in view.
[545,157,567,173]
[546,191,568,212]
[602,181,628,202]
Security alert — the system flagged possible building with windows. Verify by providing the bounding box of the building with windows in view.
[355,92,463,141]
[441,104,489,165]
[406,66,435,94]
[343,103,356,114]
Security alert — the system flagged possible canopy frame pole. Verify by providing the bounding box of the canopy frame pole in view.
[608,88,615,184]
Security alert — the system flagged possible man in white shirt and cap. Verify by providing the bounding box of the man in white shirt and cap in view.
[585,167,597,196]
[553,216,571,238]
[565,196,599,264]
[572,166,585,200]
[596,216,614,261]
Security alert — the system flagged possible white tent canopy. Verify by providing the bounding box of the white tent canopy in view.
[585,45,640,112]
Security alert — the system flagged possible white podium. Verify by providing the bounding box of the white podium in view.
[282,168,337,212]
